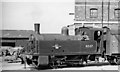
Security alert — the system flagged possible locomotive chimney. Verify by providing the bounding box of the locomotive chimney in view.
[34,23,40,34]
[61,26,69,36]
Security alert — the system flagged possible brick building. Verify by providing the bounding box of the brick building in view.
[68,0,120,35]
[75,0,120,22]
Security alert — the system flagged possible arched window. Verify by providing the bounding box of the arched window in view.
[90,8,98,18]
[114,8,120,18]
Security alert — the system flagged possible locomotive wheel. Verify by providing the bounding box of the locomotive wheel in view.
[114,58,120,65]
[116,59,120,65]
[108,57,119,65]
[108,59,116,65]
[50,64,58,69]
[32,61,39,68]
[50,61,58,69]
[49,57,58,69]
[26,57,32,65]
[78,58,87,66]
[113,58,117,65]
[32,56,40,68]
[82,61,87,66]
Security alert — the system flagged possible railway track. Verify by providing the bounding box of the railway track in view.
[32,61,119,70]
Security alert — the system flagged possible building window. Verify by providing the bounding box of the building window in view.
[114,8,120,18]
[90,8,98,18]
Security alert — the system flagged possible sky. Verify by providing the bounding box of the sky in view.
[1,0,74,33]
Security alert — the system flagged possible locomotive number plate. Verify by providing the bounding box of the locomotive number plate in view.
[85,45,93,48]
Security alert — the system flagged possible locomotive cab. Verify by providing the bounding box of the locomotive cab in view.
[75,27,104,53]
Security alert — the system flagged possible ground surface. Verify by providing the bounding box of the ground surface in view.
[1,56,120,72]
[2,62,119,70]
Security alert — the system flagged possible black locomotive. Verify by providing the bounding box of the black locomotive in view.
[25,24,120,68]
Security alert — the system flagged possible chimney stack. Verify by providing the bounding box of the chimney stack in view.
[34,23,40,34]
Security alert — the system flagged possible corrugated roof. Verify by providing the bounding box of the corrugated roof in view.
[1,30,35,38]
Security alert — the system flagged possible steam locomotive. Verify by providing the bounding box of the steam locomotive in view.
[25,24,120,68]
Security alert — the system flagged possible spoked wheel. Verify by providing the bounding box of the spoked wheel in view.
[108,58,116,65]
[32,60,39,68]
[116,59,120,65]
[26,57,32,65]
[50,61,58,69]
[113,58,117,65]
[31,56,40,68]
[108,57,120,65]
[78,58,88,67]
[115,58,120,65]
[82,61,88,66]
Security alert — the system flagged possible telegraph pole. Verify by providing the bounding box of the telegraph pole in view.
[85,0,86,19]
[102,0,104,27]
[108,0,110,27]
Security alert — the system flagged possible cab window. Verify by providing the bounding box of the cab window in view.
[94,31,102,41]
[81,31,90,41]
